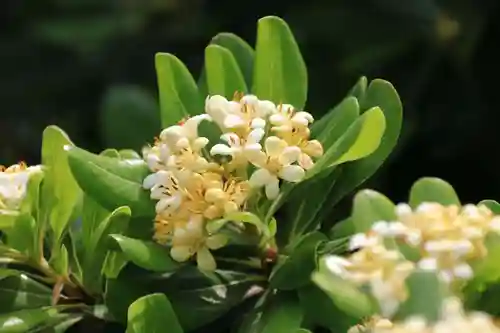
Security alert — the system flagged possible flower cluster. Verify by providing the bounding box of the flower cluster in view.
[0,162,41,211]
[142,93,323,270]
[326,202,500,317]
[362,297,500,333]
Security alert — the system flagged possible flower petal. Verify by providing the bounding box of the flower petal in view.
[250,118,266,129]
[247,128,265,144]
[269,114,287,126]
[245,149,267,168]
[249,168,274,188]
[303,140,324,157]
[196,247,216,271]
[278,165,305,183]
[170,246,192,262]
[224,114,246,128]
[257,100,277,116]
[205,188,226,203]
[193,137,209,151]
[298,153,314,170]
[206,234,228,250]
[265,177,280,199]
[280,146,301,164]
[143,173,158,189]
[220,133,241,146]
[210,144,234,157]
[265,136,286,157]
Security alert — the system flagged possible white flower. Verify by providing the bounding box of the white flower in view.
[349,232,379,251]
[247,136,304,199]
[205,95,241,129]
[395,203,413,217]
[0,163,42,210]
[371,221,409,237]
[210,129,265,167]
[142,142,171,172]
[269,104,314,129]
[143,170,183,214]
[325,255,352,277]
[160,114,211,152]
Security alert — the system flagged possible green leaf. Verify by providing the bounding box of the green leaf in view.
[465,234,500,292]
[329,217,356,240]
[270,232,327,290]
[396,269,445,323]
[126,293,183,333]
[409,177,460,208]
[311,96,360,141]
[253,16,307,109]
[237,292,303,333]
[298,285,358,332]
[326,79,403,213]
[66,147,154,217]
[349,76,368,101]
[0,307,65,333]
[106,267,265,331]
[352,189,396,233]
[102,251,128,279]
[81,195,109,260]
[100,85,160,151]
[108,234,180,272]
[312,260,374,319]
[49,244,69,276]
[479,200,500,214]
[309,107,386,178]
[155,53,203,127]
[0,271,53,312]
[41,125,82,247]
[210,33,255,87]
[83,206,131,295]
[119,150,142,160]
[0,210,18,230]
[205,44,248,98]
[332,106,386,165]
[4,214,36,254]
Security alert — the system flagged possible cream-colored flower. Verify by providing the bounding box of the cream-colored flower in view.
[210,129,265,169]
[142,140,171,172]
[269,103,314,129]
[170,214,228,271]
[159,114,211,152]
[247,136,305,199]
[0,162,42,210]
[204,177,251,219]
[143,170,183,214]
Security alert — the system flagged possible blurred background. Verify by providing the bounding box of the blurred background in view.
[1,0,499,205]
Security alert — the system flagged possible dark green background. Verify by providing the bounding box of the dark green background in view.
[1,0,499,205]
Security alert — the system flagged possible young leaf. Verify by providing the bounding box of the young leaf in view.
[351,189,396,233]
[349,76,368,101]
[103,251,128,279]
[4,214,36,255]
[108,234,180,273]
[0,307,65,332]
[126,293,183,333]
[308,107,386,178]
[270,232,327,290]
[41,125,82,247]
[395,269,445,323]
[66,147,154,217]
[0,210,18,230]
[253,16,307,109]
[237,292,303,333]
[409,177,460,208]
[155,53,203,127]
[326,79,403,214]
[205,44,248,97]
[311,96,360,141]
[329,217,356,240]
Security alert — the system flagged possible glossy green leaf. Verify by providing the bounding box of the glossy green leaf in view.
[119,149,142,160]
[349,76,368,101]
[298,285,358,332]
[102,251,128,279]
[327,79,403,213]
[409,177,460,208]
[237,292,303,333]
[108,234,180,272]
[479,200,500,214]
[49,244,69,276]
[0,271,53,312]
[253,16,307,109]
[332,106,386,165]
[0,307,65,333]
[0,210,19,230]
[41,125,82,246]
[126,293,183,333]
[308,107,385,178]
[396,269,445,322]
[81,195,109,259]
[311,96,360,141]
[106,267,265,331]
[4,214,36,254]
[329,217,356,240]
[352,189,396,233]
[83,206,131,294]
[312,261,374,319]
[210,33,254,86]
[270,232,327,290]
[155,53,203,127]
[465,234,500,292]
[66,147,154,217]
[205,44,248,97]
